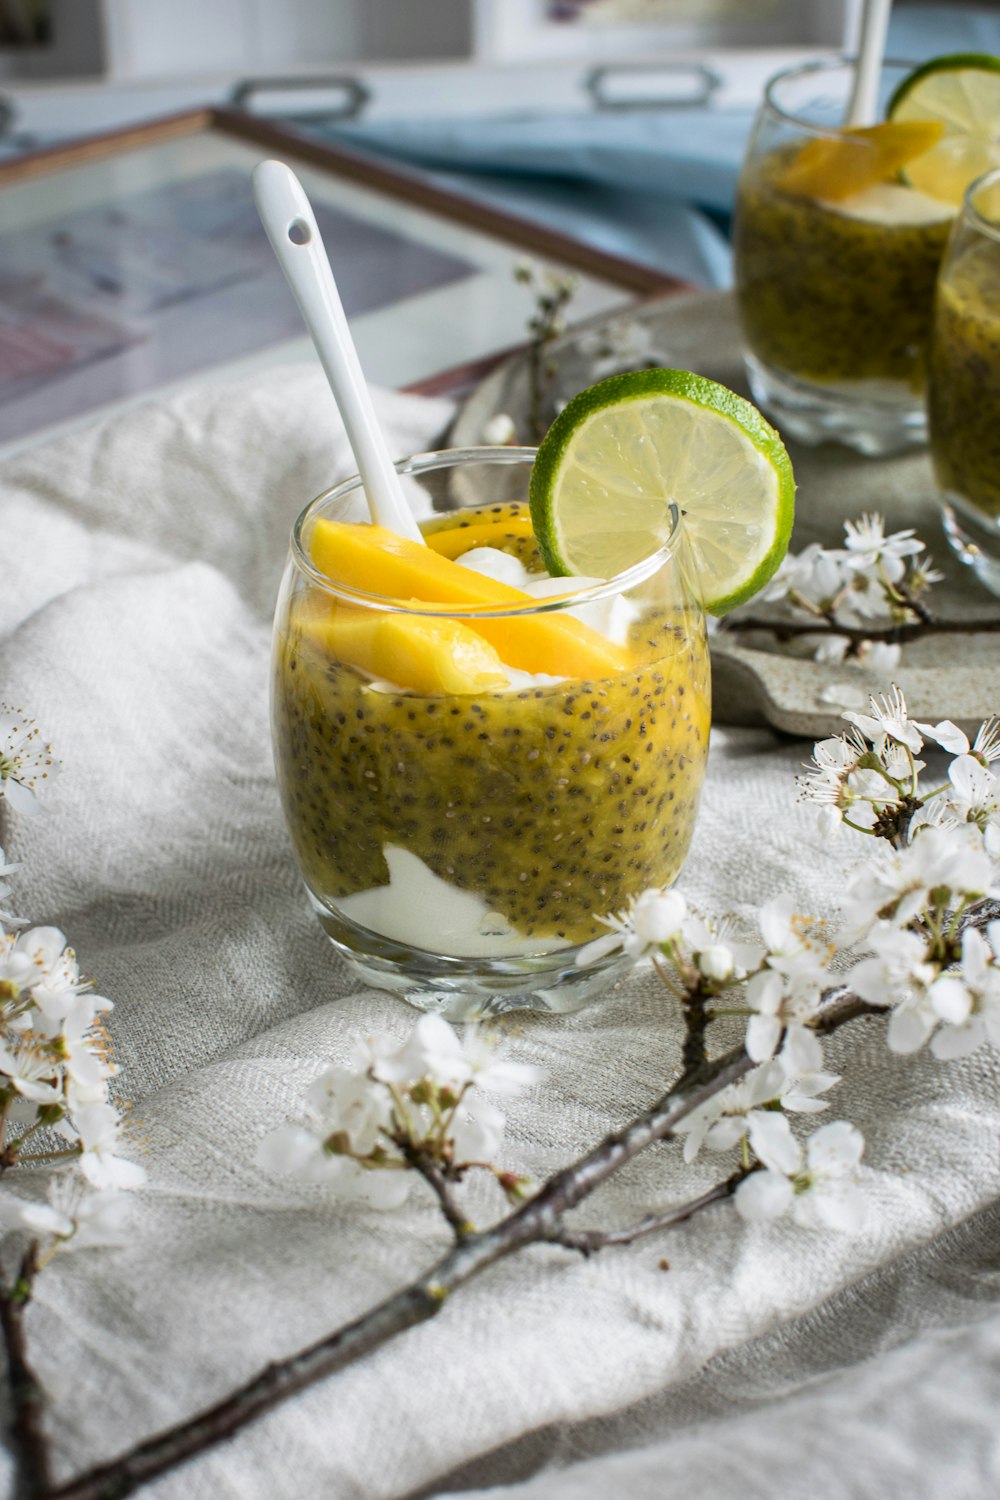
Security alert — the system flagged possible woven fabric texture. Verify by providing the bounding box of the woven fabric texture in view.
[1,361,998,1500]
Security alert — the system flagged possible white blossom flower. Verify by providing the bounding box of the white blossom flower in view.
[946,755,1000,857]
[679,909,763,981]
[925,923,1000,1060]
[307,1063,392,1155]
[0,848,25,930]
[736,1120,866,1231]
[841,824,997,944]
[579,886,687,966]
[743,896,833,1071]
[674,1060,839,1164]
[0,706,59,815]
[58,1100,146,1189]
[372,1015,540,1098]
[971,716,1000,766]
[257,1122,410,1208]
[844,685,925,754]
[11,1176,132,1252]
[761,543,851,612]
[482,412,516,445]
[845,921,944,1053]
[842,514,923,584]
[450,1092,506,1161]
[0,1038,61,1103]
[854,640,901,676]
[813,634,851,665]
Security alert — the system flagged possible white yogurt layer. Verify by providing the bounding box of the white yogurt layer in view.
[824,181,954,225]
[455,546,642,651]
[337,845,569,957]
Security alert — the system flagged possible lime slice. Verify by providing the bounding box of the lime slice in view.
[888,52,1000,206]
[528,369,795,617]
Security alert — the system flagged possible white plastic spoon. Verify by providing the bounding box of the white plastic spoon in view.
[253,158,423,543]
[845,0,893,129]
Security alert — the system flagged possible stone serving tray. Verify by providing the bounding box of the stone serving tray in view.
[446,289,1000,741]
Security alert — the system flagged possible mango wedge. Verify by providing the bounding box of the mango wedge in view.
[779,119,944,202]
[298,605,509,695]
[307,519,632,679]
[424,513,536,560]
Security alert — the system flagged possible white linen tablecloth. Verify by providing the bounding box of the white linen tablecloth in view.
[2,364,999,1500]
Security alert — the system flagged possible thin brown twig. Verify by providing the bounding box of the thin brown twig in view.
[0,1243,52,1500]
[403,1150,475,1241]
[547,1169,751,1254]
[38,985,877,1500]
[721,614,1000,647]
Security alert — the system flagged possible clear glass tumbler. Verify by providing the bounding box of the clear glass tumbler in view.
[928,166,1000,598]
[733,59,955,456]
[271,447,710,1020]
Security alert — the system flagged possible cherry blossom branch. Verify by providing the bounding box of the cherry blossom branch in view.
[547,1168,750,1255]
[401,1149,475,1241]
[722,614,1000,647]
[40,986,876,1500]
[0,1244,53,1500]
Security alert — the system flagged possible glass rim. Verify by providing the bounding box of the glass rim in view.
[961,164,1000,244]
[761,55,919,144]
[288,445,683,618]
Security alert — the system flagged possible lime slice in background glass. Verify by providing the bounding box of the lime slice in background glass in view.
[528,369,795,617]
[888,52,1000,207]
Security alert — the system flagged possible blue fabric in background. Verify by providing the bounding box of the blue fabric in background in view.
[306,5,1000,289]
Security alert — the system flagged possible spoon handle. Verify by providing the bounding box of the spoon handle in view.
[845,0,892,128]
[253,159,423,543]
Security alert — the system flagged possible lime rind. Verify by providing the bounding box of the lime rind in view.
[528,368,795,617]
[888,52,1000,204]
[887,51,1000,119]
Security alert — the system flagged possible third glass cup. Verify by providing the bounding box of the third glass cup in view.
[928,165,1000,598]
[733,59,955,456]
[271,447,710,1020]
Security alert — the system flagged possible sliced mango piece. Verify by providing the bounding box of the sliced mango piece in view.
[307,519,631,679]
[778,119,944,202]
[423,513,537,560]
[299,604,509,695]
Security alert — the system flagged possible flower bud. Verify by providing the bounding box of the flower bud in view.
[482,413,516,446]
[697,944,734,981]
[632,888,687,944]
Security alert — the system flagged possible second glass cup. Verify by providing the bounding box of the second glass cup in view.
[271,448,710,1020]
[733,59,955,456]
[928,165,1000,597]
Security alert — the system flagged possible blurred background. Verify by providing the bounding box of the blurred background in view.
[3,0,1000,453]
[3,2,1000,288]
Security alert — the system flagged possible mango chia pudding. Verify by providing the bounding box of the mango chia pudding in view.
[929,236,1000,522]
[272,486,711,978]
[734,144,953,392]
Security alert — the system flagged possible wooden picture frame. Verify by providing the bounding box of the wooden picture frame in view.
[0,108,688,446]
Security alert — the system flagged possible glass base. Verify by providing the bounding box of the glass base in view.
[313,899,631,1021]
[744,354,927,457]
[940,491,1000,599]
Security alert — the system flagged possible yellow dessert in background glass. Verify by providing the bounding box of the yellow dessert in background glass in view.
[929,166,1000,596]
[733,58,975,456]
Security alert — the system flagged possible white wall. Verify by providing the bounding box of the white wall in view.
[100,0,469,80]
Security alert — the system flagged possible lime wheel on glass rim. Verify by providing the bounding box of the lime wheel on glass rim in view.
[528,368,795,617]
[888,52,1000,207]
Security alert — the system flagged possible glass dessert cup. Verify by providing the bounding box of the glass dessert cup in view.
[271,447,711,1020]
[733,59,954,457]
[928,166,1000,598]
